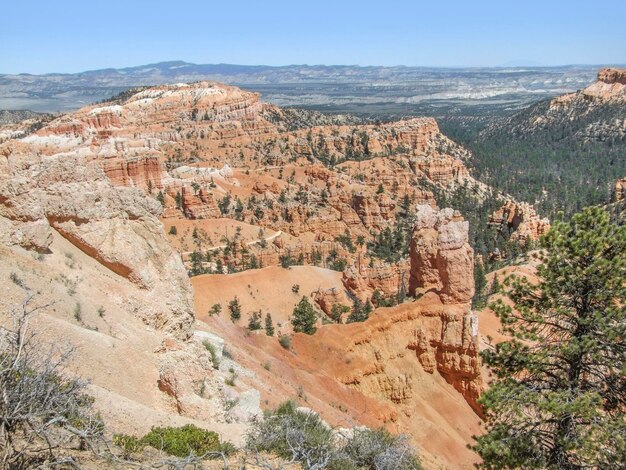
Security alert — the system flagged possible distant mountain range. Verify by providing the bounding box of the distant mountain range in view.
[0,61,615,115]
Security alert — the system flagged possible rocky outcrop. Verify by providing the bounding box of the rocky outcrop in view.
[489,200,550,245]
[351,193,396,230]
[313,287,348,316]
[324,205,483,413]
[102,156,165,189]
[407,205,481,409]
[580,67,626,101]
[342,262,409,301]
[333,292,482,414]
[181,186,221,219]
[410,154,469,186]
[409,205,474,303]
[598,68,626,86]
[0,148,194,338]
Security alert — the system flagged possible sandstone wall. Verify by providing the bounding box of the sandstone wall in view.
[0,148,194,338]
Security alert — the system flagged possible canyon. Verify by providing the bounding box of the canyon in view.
[1,69,623,468]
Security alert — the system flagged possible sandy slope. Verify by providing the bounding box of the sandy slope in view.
[193,268,483,469]
[193,265,348,329]
[0,233,245,443]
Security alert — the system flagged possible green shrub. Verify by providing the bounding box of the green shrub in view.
[74,302,82,322]
[113,433,144,455]
[202,340,219,369]
[247,401,333,467]
[114,425,234,459]
[9,272,25,288]
[141,424,232,458]
[209,303,222,316]
[225,372,237,386]
[246,402,421,470]
[278,335,292,350]
[340,428,422,470]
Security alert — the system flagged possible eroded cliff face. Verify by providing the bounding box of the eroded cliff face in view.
[330,292,482,415]
[489,200,551,246]
[14,81,489,288]
[288,205,483,464]
[0,147,193,337]
[0,139,262,443]
[404,205,481,409]
[102,156,166,189]
[582,67,626,100]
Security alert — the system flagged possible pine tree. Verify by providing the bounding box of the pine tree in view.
[234,198,244,220]
[363,299,373,317]
[247,310,262,331]
[156,191,165,207]
[291,297,317,335]
[330,303,349,324]
[218,193,231,214]
[474,207,626,469]
[190,250,203,276]
[347,298,370,323]
[264,313,275,336]
[372,290,384,307]
[228,296,241,323]
[175,191,182,210]
[472,262,488,309]
[489,273,501,295]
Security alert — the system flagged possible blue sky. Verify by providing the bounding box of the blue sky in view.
[2,0,625,73]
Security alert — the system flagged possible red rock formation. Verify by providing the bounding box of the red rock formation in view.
[311,206,483,414]
[489,200,550,245]
[313,286,347,316]
[102,156,164,189]
[598,67,626,86]
[410,154,469,186]
[342,262,409,301]
[181,186,221,219]
[404,205,481,410]
[305,164,335,182]
[409,205,475,304]
[351,193,396,230]
[252,180,281,195]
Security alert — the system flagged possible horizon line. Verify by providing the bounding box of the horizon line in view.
[3,60,626,76]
